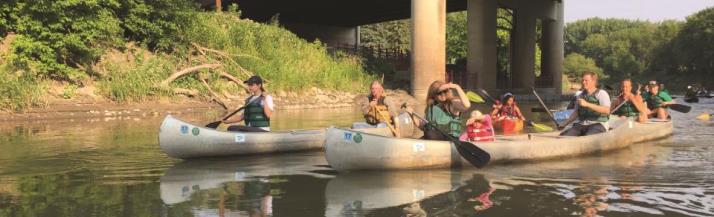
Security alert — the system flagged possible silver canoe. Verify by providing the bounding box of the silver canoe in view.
[325,118,673,171]
[159,115,325,159]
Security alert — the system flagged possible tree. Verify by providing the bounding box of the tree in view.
[563,53,604,79]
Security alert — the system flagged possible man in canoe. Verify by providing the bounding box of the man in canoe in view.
[559,71,611,136]
[422,81,471,140]
[644,80,674,120]
[357,80,401,136]
[221,75,274,132]
[611,79,649,123]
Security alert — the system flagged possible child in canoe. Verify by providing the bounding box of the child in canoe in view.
[460,110,495,142]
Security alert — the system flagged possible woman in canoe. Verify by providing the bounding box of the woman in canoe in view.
[355,80,402,137]
[611,79,649,123]
[221,75,275,132]
[422,81,471,140]
[490,93,525,133]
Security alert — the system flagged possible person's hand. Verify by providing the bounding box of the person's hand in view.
[492,104,501,109]
[404,106,414,114]
[578,98,590,108]
[557,124,565,131]
[369,98,378,107]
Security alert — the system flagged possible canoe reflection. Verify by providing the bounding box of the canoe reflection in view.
[325,170,495,217]
[160,153,331,205]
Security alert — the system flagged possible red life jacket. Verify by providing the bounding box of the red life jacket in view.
[466,124,495,142]
[499,104,518,119]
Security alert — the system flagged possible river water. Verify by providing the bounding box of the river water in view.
[0,100,712,217]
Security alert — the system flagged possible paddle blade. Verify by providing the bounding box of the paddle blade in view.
[466,91,485,103]
[205,121,221,128]
[454,141,491,168]
[696,113,711,121]
[669,104,691,113]
[528,121,554,132]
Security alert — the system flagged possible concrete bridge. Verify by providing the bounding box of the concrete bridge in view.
[201,0,564,100]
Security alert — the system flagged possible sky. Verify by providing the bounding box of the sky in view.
[565,0,714,23]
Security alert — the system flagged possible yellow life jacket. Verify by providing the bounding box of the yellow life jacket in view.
[365,96,393,125]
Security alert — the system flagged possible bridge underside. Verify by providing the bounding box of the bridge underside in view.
[205,0,564,99]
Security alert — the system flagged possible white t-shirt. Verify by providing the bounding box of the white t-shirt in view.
[574,89,611,127]
[247,94,275,111]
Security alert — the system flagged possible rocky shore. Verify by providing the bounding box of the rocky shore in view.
[0,88,419,122]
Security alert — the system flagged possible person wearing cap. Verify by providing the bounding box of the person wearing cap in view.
[611,79,649,123]
[459,110,495,142]
[355,81,401,135]
[559,71,611,136]
[222,75,275,132]
[490,93,525,133]
[644,80,674,120]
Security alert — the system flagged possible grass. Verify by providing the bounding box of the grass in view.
[0,65,44,111]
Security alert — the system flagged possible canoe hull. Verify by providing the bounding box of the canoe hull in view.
[159,115,325,159]
[325,119,673,171]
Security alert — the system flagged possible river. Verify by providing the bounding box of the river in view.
[0,100,712,217]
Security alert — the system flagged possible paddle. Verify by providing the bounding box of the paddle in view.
[667,103,691,113]
[696,113,712,121]
[205,95,264,128]
[466,91,485,103]
[531,89,560,129]
[377,110,399,137]
[406,110,490,168]
[205,106,246,129]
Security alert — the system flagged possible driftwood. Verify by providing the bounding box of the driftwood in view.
[200,78,228,110]
[160,63,222,87]
[173,88,199,96]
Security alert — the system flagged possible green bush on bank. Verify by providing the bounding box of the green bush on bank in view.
[0,1,375,109]
[183,10,373,92]
[0,66,44,111]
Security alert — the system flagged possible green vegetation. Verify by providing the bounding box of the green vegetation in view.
[564,7,714,89]
[0,1,373,110]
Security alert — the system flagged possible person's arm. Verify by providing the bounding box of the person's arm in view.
[447,83,471,111]
[514,106,525,120]
[560,110,578,129]
[223,114,244,124]
[263,95,274,119]
[361,96,374,115]
[578,91,611,115]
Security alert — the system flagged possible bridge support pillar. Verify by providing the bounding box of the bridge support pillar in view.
[511,9,536,91]
[541,1,564,95]
[466,0,498,91]
[411,0,446,101]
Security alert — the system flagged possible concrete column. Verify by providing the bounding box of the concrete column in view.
[541,1,564,94]
[411,0,446,101]
[511,9,536,90]
[466,0,497,91]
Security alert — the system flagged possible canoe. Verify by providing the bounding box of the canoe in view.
[324,118,673,171]
[159,115,325,159]
[495,118,523,134]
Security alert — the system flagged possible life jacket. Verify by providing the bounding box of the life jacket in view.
[426,103,463,138]
[364,95,393,125]
[499,104,518,119]
[466,124,494,142]
[645,92,667,110]
[244,95,269,127]
[613,96,638,117]
[577,89,609,122]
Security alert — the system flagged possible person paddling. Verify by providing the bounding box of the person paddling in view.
[356,80,401,137]
[611,79,649,123]
[221,75,274,132]
[422,81,471,140]
[559,72,611,136]
[644,80,674,120]
[490,93,525,133]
